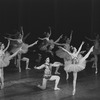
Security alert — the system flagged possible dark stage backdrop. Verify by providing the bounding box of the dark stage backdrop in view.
[0,0,100,46]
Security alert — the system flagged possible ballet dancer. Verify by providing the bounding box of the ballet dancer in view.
[5,27,38,72]
[85,33,100,74]
[38,27,63,56]
[59,41,94,95]
[0,40,21,89]
[55,31,73,76]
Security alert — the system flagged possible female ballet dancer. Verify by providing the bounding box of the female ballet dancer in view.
[34,57,63,90]
[5,27,38,72]
[38,27,63,56]
[85,33,100,74]
[59,42,94,95]
[0,40,21,89]
[5,26,38,54]
[55,31,73,76]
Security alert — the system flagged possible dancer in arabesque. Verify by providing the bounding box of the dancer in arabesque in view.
[59,41,94,95]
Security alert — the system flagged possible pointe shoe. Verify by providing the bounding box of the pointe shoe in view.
[54,87,60,90]
[72,89,76,95]
[26,67,31,70]
[0,84,4,89]
[95,71,97,74]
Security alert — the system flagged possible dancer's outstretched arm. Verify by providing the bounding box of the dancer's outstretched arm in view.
[76,41,84,56]
[55,34,63,43]
[69,30,73,44]
[85,37,95,42]
[28,40,38,48]
[5,37,19,41]
[38,37,49,41]
[34,64,45,69]
[59,46,73,56]
[3,40,10,52]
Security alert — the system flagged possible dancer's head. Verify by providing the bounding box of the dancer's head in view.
[45,57,50,63]
[73,47,77,53]
[71,46,77,53]
[44,32,50,38]
[96,34,99,40]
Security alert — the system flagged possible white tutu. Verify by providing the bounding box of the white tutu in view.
[64,54,86,72]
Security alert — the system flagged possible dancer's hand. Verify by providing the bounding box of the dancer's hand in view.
[34,66,37,69]
[90,46,94,52]
[35,40,38,44]
[82,41,85,45]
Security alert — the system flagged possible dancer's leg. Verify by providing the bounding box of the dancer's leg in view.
[22,57,30,70]
[80,46,93,62]
[55,66,60,74]
[72,72,77,95]
[49,75,60,90]
[26,58,30,69]
[66,71,69,80]
[17,58,21,72]
[0,68,4,89]
[38,78,47,89]
[17,53,21,72]
[94,55,98,74]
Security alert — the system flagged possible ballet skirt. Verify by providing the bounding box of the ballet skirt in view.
[39,39,49,51]
[39,39,55,52]
[64,54,86,72]
[56,44,71,60]
[92,47,100,55]
[0,52,11,68]
[11,43,28,54]
[48,40,55,50]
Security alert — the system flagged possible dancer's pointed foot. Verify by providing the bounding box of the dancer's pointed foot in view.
[26,68,31,70]
[95,71,97,74]
[72,89,76,95]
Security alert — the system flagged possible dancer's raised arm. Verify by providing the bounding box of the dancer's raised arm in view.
[85,37,95,41]
[76,41,84,56]
[55,34,63,43]
[69,30,73,43]
[3,40,10,52]
[59,46,72,56]
[20,26,24,39]
[34,64,45,69]
[23,33,30,41]
[48,26,52,38]
[28,40,38,48]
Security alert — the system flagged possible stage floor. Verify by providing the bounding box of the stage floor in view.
[0,67,100,100]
